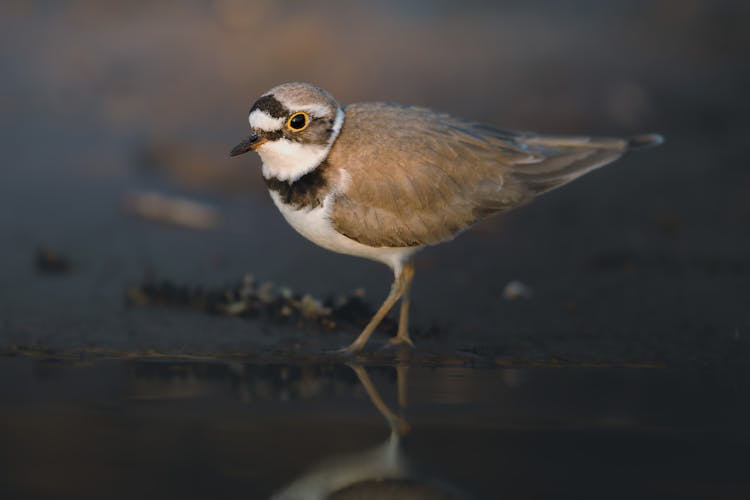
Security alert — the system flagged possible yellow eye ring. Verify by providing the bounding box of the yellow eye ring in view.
[286,112,310,132]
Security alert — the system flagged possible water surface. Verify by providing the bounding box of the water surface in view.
[1,358,747,499]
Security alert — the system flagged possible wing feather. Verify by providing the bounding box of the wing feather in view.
[328,103,635,247]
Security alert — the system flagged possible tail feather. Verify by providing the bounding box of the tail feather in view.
[510,132,663,195]
[627,133,664,150]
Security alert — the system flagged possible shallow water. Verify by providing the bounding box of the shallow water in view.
[1,358,747,499]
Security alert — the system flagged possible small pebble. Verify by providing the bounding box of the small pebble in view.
[299,294,331,318]
[503,280,533,300]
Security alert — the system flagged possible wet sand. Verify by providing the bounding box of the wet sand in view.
[1,1,748,367]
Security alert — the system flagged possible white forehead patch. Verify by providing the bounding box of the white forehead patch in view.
[249,109,284,131]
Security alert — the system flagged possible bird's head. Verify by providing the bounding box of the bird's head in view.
[230,82,344,182]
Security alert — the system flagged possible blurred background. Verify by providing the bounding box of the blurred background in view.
[2,2,750,498]
[1,0,749,363]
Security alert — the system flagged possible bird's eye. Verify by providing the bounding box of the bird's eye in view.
[287,112,310,132]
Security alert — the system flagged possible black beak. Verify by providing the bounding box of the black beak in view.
[229,133,262,157]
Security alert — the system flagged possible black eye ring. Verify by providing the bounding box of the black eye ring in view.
[287,112,310,132]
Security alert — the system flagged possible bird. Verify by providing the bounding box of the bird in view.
[230,82,663,354]
[270,364,471,500]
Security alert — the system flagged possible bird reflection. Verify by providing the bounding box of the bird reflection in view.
[270,363,472,500]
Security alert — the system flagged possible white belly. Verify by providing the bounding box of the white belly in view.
[268,190,419,273]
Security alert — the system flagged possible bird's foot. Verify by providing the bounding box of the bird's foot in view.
[385,334,415,349]
[391,415,412,437]
[328,343,364,358]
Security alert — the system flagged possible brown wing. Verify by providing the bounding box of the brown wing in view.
[328,103,637,248]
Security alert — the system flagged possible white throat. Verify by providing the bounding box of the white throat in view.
[259,107,345,182]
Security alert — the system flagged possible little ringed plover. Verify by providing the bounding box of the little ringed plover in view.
[230,82,663,353]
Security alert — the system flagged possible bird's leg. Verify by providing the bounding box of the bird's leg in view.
[341,264,409,354]
[387,261,415,348]
[349,364,410,436]
[396,362,409,409]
